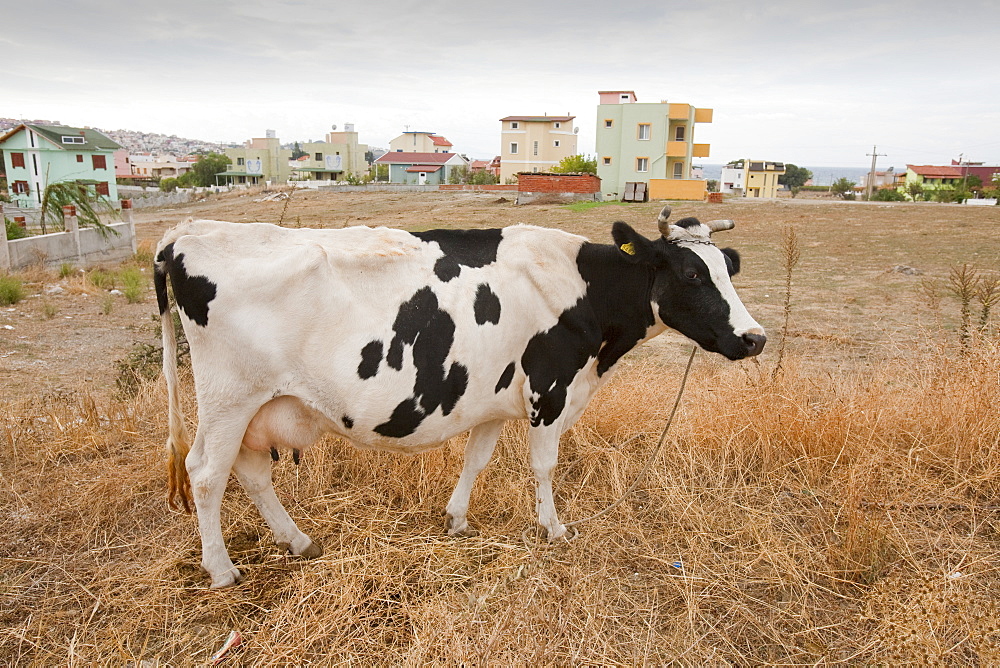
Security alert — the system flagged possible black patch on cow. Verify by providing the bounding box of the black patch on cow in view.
[342,415,354,429]
[374,287,469,437]
[411,228,503,282]
[473,283,501,325]
[270,447,279,462]
[495,362,515,393]
[157,243,217,327]
[154,253,169,315]
[358,340,383,379]
[520,299,602,427]
[575,241,657,376]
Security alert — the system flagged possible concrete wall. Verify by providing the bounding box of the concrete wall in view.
[2,220,135,271]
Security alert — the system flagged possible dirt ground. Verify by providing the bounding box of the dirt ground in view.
[3,189,1000,664]
[3,188,998,401]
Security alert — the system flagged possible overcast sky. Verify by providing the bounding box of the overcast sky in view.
[5,0,999,169]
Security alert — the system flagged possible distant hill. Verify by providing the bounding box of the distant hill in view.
[0,117,233,155]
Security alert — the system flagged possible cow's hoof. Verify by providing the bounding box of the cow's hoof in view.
[544,524,568,541]
[209,568,243,589]
[277,540,324,559]
[299,541,323,559]
[445,515,477,537]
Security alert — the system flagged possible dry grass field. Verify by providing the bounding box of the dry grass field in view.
[2,190,999,665]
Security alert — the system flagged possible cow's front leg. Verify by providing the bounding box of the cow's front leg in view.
[232,446,322,559]
[445,419,505,536]
[528,424,567,540]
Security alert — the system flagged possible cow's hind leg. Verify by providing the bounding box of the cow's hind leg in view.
[186,420,245,589]
[232,446,322,559]
[445,419,505,536]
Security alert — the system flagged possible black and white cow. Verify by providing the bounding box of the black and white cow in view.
[154,205,765,587]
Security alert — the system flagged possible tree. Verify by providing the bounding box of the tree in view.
[907,181,926,202]
[550,154,597,174]
[779,164,812,189]
[830,177,856,199]
[39,181,117,237]
[188,152,232,187]
[871,188,906,202]
[291,142,307,160]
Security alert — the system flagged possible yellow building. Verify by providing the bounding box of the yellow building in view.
[388,131,453,154]
[499,114,578,182]
[720,160,785,198]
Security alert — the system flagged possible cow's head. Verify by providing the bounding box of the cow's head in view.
[611,205,766,360]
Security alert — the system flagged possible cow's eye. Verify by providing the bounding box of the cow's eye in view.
[685,269,699,280]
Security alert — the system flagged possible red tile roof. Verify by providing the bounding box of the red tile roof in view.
[908,165,963,178]
[375,152,455,165]
[430,135,452,146]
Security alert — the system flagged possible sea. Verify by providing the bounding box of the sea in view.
[698,164,873,187]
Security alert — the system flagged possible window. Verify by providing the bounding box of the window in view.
[674,125,685,141]
[637,124,651,140]
[237,157,245,166]
[673,162,684,179]
[511,121,519,129]
[76,155,84,162]
[603,157,612,166]
[61,135,85,144]
[636,157,649,172]
[96,182,109,196]
[554,122,561,129]
[604,119,613,128]
[510,142,518,154]
[553,140,560,148]
[315,153,322,161]
[620,94,630,101]
[533,141,538,156]
[92,154,107,169]
[11,152,24,168]
[14,180,29,194]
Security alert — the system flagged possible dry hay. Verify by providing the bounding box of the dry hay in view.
[2,334,1000,664]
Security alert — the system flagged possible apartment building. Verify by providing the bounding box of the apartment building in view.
[595,91,711,200]
[721,160,786,198]
[498,114,577,182]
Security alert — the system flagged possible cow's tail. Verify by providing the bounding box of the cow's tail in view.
[155,247,193,513]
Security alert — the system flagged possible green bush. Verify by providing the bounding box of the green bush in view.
[0,275,26,305]
[871,189,906,202]
[88,268,116,290]
[5,218,28,240]
[120,266,145,303]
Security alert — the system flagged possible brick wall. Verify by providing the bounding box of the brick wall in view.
[517,173,601,194]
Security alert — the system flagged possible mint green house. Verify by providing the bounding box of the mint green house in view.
[0,123,122,208]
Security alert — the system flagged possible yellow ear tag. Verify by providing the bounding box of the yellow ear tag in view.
[620,242,636,255]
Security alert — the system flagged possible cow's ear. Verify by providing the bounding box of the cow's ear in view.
[611,222,656,264]
[720,247,741,276]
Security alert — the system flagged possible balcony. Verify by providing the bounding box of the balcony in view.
[666,141,688,157]
[693,143,710,158]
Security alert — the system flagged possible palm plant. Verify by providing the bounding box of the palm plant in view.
[39,180,118,237]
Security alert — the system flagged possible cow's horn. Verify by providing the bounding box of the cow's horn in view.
[656,205,672,236]
[706,219,735,233]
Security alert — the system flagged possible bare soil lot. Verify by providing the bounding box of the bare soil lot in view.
[2,190,999,664]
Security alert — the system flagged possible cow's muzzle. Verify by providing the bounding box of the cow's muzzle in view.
[742,332,767,357]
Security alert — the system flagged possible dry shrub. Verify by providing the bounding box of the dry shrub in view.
[2,334,1000,664]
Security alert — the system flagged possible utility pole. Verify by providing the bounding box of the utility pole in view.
[866,145,887,200]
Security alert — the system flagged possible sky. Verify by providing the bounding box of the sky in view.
[5,0,1000,170]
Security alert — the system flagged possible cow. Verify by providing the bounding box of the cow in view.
[154,204,765,588]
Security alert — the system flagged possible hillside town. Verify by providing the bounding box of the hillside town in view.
[3,89,999,216]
